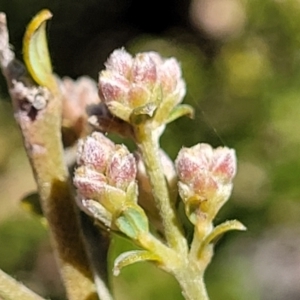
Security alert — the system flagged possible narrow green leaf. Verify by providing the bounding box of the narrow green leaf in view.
[23,9,57,91]
[113,250,160,276]
[166,104,194,124]
[203,219,246,247]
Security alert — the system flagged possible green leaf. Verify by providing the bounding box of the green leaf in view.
[166,104,194,124]
[23,9,57,91]
[203,220,246,247]
[114,204,149,240]
[113,250,161,276]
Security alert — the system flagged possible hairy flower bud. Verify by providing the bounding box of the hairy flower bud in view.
[210,147,236,184]
[105,48,133,77]
[77,132,115,173]
[106,145,137,191]
[74,131,139,221]
[73,166,106,199]
[175,143,236,220]
[98,48,186,124]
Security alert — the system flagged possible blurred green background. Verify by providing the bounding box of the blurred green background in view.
[0,0,300,299]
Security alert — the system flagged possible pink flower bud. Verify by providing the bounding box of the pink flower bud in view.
[77,132,115,173]
[131,53,157,87]
[73,166,107,199]
[175,143,236,201]
[99,73,130,105]
[106,145,137,191]
[159,57,185,102]
[74,133,138,219]
[105,48,133,78]
[98,49,186,122]
[211,147,236,183]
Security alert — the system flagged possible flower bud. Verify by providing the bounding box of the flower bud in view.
[106,145,137,191]
[98,48,186,124]
[131,53,157,87]
[105,48,133,77]
[158,57,186,105]
[74,132,139,220]
[73,166,106,199]
[211,147,236,184]
[77,132,115,173]
[175,143,236,219]
[99,73,130,106]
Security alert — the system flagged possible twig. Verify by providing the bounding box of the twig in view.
[0,269,45,300]
[0,12,99,300]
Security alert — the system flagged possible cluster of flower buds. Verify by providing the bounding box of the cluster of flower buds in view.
[175,143,236,224]
[73,132,149,239]
[98,49,187,127]
[73,48,239,244]
[69,48,245,295]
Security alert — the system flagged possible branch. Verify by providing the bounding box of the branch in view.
[0,269,45,300]
[0,11,98,300]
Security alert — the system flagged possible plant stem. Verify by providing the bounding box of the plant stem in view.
[0,13,99,300]
[0,269,45,300]
[15,84,99,300]
[134,122,211,300]
[140,231,210,300]
[138,232,210,300]
[175,267,209,300]
[134,122,187,253]
[138,232,209,300]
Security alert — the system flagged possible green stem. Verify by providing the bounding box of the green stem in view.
[139,232,210,300]
[189,218,213,263]
[134,123,187,253]
[134,123,210,300]
[138,232,178,265]
[0,269,45,300]
[140,232,210,300]
[175,268,209,300]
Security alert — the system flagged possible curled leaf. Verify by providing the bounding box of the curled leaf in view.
[166,104,194,124]
[113,250,161,276]
[203,219,246,248]
[23,9,57,92]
